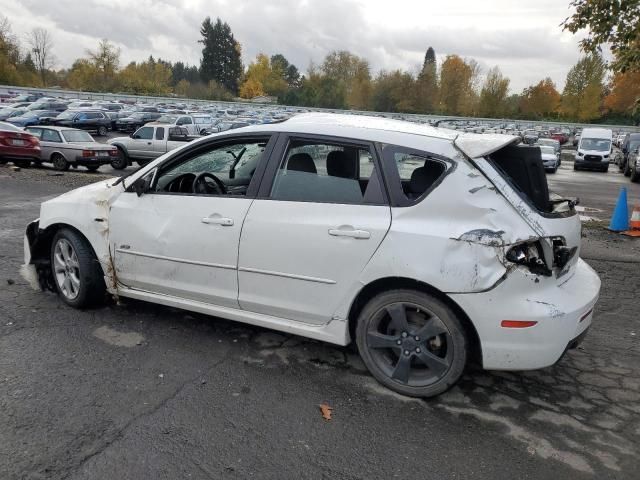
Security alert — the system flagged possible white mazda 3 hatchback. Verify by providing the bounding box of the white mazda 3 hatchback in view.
[23,113,601,397]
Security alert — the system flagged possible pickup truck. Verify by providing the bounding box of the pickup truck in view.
[155,113,215,136]
[107,124,196,169]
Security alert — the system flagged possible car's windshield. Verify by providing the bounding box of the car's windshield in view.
[57,110,76,120]
[61,130,94,143]
[581,138,611,151]
[629,141,640,153]
[129,113,145,119]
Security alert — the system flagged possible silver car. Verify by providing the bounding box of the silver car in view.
[24,126,117,171]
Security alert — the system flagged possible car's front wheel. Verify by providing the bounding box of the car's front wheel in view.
[356,290,467,397]
[51,229,106,308]
[631,162,640,183]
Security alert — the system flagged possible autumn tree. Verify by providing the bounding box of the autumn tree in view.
[561,54,606,121]
[371,70,417,113]
[118,57,172,95]
[199,17,242,93]
[604,70,640,117]
[239,53,288,99]
[27,27,54,86]
[478,66,510,117]
[563,0,640,73]
[87,39,120,91]
[439,55,478,115]
[520,78,561,118]
[321,50,372,109]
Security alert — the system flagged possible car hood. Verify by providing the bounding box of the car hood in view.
[46,178,122,206]
[454,133,520,159]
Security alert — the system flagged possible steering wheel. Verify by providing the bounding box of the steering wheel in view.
[193,172,227,195]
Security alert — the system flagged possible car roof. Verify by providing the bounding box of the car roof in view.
[238,113,519,159]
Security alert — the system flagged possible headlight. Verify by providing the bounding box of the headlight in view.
[577,152,584,157]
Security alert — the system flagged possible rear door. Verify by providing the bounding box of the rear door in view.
[152,126,166,157]
[238,135,391,325]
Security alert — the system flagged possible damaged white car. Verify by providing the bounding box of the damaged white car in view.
[23,113,600,397]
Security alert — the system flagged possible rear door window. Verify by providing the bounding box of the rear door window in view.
[381,145,448,206]
[269,139,385,205]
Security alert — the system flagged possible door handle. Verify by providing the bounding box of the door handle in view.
[328,228,370,239]
[147,142,152,145]
[201,216,233,226]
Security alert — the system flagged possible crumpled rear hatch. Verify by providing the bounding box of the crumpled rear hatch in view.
[456,137,581,281]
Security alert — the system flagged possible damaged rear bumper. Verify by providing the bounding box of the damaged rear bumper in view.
[450,258,600,370]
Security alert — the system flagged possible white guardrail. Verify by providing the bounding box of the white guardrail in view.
[1,84,638,132]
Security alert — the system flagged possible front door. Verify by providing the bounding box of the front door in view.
[128,126,155,159]
[238,136,391,325]
[109,134,275,308]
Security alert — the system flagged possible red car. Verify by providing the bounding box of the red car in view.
[550,132,568,144]
[0,121,41,167]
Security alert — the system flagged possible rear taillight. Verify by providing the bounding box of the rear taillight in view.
[82,150,94,157]
[505,241,551,276]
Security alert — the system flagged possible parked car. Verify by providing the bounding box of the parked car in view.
[23,113,600,398]
[26,101,68,112]
[0,107,28,121]
[115,112,162,132]
[549,131,568,144]
[10,93,44,103]
[574,128,612,172]
[620,133,640,176]
[155,114,214,136]
[6,109,61,128]
[108,124,195,169]
[536,138,561,156]
[628,144,640,183]
[539,145,560,173]
[522,129,538,144]
[0,121,41,168]
[25,126,118,171]
[51,110,111,136]
[615,133,626,147]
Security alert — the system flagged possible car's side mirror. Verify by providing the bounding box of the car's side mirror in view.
[132,176,149,197]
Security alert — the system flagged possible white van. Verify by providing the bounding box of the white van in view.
[575,127,613,172]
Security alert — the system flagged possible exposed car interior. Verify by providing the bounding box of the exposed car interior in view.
[153,139,268,196]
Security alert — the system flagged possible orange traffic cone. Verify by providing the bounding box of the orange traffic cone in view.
[623,204,640,237]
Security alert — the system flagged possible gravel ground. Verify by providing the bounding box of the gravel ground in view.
[1,154,639,479]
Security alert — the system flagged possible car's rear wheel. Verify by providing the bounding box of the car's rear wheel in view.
[624,161,631,177]
[356,290,467,397]
[110,147,128,170]
[52,153,69,171]
[97,125,108,136]
[51,229,106,308]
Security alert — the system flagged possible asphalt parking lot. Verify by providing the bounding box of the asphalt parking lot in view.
[1,159,640,479]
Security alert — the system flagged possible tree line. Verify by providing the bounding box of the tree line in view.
[0,11,638,124]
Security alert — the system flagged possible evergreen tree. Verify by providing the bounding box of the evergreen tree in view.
[416,46,438,113]
[199,17,242,94]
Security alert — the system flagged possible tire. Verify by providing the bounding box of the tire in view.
[355,289,467,398]
[573,165,578,171]
[52,153,69,171]
[86,165,100,172]
[603,166,609,173]
[631,163,640,183]
[624,162,631,176]
[110,147,128,170]
[13,159,31,168]
[50,228,106,308]
[97,125,108,136]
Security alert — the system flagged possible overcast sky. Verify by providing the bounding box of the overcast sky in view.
[2,0,588,92]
